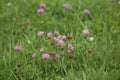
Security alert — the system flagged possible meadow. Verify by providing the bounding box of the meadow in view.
[0,0,120,80]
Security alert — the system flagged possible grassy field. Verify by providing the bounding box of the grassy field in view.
[0,0,120,80]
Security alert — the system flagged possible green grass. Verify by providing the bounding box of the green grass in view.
[0,0,120,80]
